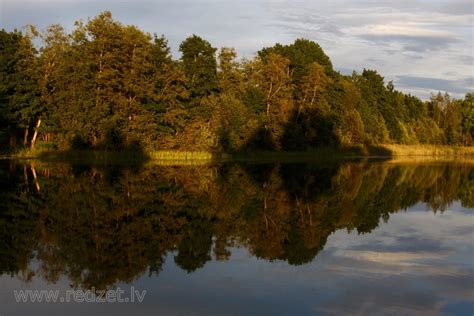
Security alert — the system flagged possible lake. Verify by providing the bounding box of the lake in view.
[0,158,472,315]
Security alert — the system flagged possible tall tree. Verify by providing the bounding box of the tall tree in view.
[218,47,242,94]
[179,35,218,101]
[354,69,390,143]
[149,35,189,149]
[1,27,41,147]
[298,62,331,115]
[0,29,23,145]
[459,93,474,145]
[37,24,70,145]
[253,53,293,148]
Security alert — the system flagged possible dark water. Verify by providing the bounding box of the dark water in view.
[0,159,472,315]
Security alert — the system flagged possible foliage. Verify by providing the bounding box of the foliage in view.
[0,12,472,152]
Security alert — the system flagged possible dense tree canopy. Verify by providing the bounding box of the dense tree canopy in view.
[0,12,472,151]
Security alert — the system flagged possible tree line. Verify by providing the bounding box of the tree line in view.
[0,11,472,152]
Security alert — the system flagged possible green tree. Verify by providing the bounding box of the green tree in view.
[0,29,23,145]
[218,47,242,94]
[354,70,390,143]
[253,53,293,148]
[179,35,218,101]
[259,38,333,85]
[0,27,41,147]
[37,24,70,146]
[148,35,189,149]
[459,93,473,145]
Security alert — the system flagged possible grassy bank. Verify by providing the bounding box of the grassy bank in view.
[381,144,474,157]
[9,148,149,165]
[229,145,378,162]
[2,144,473,163]
[2,147,221,165]
[227,144,474,162]
[5,147,216,159]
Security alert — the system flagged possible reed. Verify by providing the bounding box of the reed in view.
[148,151,215,160]
[381,144,474,157]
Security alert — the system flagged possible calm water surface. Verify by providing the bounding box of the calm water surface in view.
[0,159,472,315]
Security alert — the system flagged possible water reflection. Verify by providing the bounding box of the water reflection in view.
[0,159,471,293]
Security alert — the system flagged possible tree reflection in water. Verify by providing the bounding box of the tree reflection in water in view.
[0,159,472,289]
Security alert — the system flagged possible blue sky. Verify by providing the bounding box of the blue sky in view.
[1,0,472,99]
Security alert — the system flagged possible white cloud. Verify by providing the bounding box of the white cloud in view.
[0,0,473,98]
[351,24,457,38]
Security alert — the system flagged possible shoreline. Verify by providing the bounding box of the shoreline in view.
[1,145,473,163]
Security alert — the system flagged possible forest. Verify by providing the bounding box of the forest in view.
[0,11,473,153]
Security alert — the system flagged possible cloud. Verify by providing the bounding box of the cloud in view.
[396,75,474,96]
[0,0,473,98]
[264,0,473,98]
[438,0,474,16]
[352,23,461,52]
[265,10,345,39]
[359,34,460,53]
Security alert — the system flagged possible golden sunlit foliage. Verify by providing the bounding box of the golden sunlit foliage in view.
[0,11,472,153]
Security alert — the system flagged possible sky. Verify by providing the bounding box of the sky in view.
[1,0,473,99]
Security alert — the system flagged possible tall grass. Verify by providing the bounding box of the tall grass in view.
[148,151,216,160]
[382,144,474,157]
[9,146,47,159]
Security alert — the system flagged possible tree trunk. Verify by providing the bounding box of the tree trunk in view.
[9,135,16,147]
[30,118,42,148]
[23,127,29,146]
